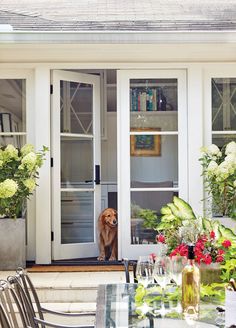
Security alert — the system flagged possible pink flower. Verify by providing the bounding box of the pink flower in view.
[156,234,165,244]
[149,253,156,261]
[222,240,231,248]
[210,231,215,239]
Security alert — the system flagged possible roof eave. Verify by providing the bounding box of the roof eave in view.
[1,30,236,44]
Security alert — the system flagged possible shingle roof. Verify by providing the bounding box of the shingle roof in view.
[0,0,236,31]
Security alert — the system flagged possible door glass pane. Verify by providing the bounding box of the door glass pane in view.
[130,78,178,131]
[130,135,178,184]
[131,190,178,245]
[212,134,236,148]
[61,138,93,188]
[212,78,236,131]
[60,80,93,134]
[61,191,94,244]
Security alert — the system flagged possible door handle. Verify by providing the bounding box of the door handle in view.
[84,165,100,185]
[95,165,100,185]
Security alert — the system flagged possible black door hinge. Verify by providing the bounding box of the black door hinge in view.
[50,84,53,94]
[51,158,53,167]
[51,231,54,242]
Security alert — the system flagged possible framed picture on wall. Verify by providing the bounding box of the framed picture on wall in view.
[130,127,161,156]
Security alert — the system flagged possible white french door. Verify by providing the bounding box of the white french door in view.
[117,69,187,260]
[52,70,101,260]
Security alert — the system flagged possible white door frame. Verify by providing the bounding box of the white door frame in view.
[117,69,187,260]
[52,70,101,260]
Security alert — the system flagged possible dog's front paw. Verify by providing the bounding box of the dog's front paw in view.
[108,256,116,261]
[97,255,105,261]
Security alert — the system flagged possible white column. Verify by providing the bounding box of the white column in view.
[35,67,51,264]
[187,65,204,215]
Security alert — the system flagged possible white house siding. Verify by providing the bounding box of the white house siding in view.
[0,40,236,262]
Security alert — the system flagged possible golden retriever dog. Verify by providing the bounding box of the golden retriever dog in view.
[97,208,118,261]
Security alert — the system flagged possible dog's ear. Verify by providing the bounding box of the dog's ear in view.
[114,209,118,218]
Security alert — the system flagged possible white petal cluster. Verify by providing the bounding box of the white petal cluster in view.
[0,179,18,198]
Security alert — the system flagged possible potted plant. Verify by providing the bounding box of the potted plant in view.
[0,143,48,270]
[199,141,236,224]
[155,196,236,284]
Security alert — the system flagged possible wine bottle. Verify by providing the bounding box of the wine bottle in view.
[182,245,200,318]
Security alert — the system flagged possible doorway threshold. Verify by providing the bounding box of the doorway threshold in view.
[27,258,124,272]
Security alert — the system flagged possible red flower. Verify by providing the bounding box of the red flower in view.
[217,249,225,255]
[222,240,231,248]
[210,231,215,239]
[216,255,224,263]
[170,243,188,257]
[156,234,165,244]
[203,254,212,265]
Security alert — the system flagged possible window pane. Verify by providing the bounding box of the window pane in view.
[212,78,236,131]
[61,138,93,188]
[0,79,26,133]
[131,190,177,245]
[212,134,236,148]
[61,191,94,244]
[60,80,93,134]
[130,135,178,185]
[0,135,26,148]
[130,78,178,131]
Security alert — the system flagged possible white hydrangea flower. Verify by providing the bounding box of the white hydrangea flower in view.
[208,144,220,156]
[4,144,18,159]
[225,154,236,165]
[207,160,218,174]
[225,141,236,155]
[21,144,35,156]
[21,152,37,170]
[23,178,36,192]
[0,179,18,198]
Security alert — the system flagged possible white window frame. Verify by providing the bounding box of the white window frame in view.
[0,69,35,259]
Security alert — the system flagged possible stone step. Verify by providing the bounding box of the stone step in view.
[36,286,98,303]
[29,271,126,303]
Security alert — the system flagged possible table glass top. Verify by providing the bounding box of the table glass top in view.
[96,284,224,328]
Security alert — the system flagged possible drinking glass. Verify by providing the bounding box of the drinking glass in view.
[153,256,170,316]
[168,255,187,313]
[135,256,154,288]
[170,255,187,287]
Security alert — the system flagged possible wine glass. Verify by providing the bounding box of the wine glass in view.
[135,256,154,288]
[153,256,170,316]
[168,255,187,313]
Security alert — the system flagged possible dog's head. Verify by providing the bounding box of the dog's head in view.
[101,208,118,228]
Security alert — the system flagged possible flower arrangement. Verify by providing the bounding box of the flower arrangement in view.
[169,230,232,265]
[0,144,48,218]
[199,141,236,218]
[155,196,236,265]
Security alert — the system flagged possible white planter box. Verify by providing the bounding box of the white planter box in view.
[0,218,26,270]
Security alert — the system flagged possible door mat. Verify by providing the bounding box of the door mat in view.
[27,265,126,273]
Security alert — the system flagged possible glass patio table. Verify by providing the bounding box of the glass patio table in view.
[95,283,224,328]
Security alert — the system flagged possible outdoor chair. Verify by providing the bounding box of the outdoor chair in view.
[7,268,95,328]
[0,278,30,328]
[122,258,137,283]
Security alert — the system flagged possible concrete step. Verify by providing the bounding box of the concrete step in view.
[29,271,126,303]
